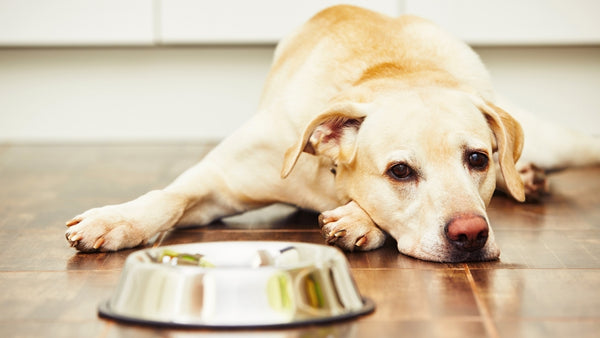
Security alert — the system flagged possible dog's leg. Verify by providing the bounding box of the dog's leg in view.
[66,118,286,252]
[497,97,600,170]
[65,189,192,252]
[318,201,387,251]
[65,159,259,251]
[518,123,600,201]
[518,117,600,171]
[495,97,600,201]
[495,161,549,202]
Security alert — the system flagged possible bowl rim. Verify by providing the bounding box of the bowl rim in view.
[98,297,375,329]
[130,240,348,271]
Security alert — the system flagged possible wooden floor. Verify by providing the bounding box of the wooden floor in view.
[1,144,599,338]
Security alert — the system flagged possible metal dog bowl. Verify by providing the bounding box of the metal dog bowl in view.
[99,241,374,328]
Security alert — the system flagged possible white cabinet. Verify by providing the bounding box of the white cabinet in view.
[0,0,399,46]
[405,0,600,45]
[1,0,598,46]
[0,0,154,46]
[159,0,400,44]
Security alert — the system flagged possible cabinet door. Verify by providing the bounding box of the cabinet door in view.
[0,0,154,46]
[158,0,400,44]
[405,0,600,45]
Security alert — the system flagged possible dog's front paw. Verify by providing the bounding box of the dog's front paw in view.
[319,201,386,251]
[65,205,148,252]
[519,163,549,201]
[65,190,184,252]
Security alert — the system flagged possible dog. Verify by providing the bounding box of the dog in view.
[65,5,600,262]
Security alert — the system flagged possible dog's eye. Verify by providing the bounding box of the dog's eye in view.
[387,163,414,181]
[467,152,489,170]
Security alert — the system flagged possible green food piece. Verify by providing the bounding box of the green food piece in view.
[198,257,215,268]
[155,249,178,263]
[179,254,200,264]
[267,273,293,312]
[161,249,180,258]
[306,274,324,308]
[154,249,214,267]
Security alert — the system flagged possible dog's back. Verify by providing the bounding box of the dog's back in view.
[259,5,494,126]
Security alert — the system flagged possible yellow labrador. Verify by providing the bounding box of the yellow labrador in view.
[66,5,600,262]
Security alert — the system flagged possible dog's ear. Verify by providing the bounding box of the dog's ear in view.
[281,102,367,178]
[476,99,526,202]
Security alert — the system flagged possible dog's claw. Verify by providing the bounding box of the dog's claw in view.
[66,218,82,227]
[93,237,105,250]
[355,236,367,247]
[334,230,346,237]
[326,229,347,245]
[69,233,82,242]
[318,214,329,228]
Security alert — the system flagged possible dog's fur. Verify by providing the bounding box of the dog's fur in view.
[65,6,600,262]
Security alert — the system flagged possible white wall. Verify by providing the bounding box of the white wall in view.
[1,46,598,143]
[476,47,600,136]
[0,47,274,142]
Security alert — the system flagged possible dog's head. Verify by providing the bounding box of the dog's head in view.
[282,88,524,262]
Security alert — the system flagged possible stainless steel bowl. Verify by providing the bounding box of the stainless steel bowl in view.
[99,241,374,328]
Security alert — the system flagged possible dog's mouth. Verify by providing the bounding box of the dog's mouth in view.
[396,236,501,263]
[444,247,500,263]
[405,247,500,263]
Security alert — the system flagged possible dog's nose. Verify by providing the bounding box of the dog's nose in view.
[444,215,489,252]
